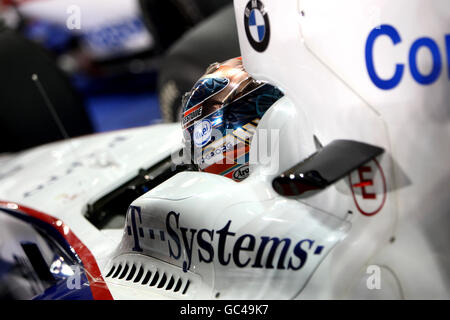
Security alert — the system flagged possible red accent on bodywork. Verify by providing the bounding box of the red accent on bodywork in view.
[349,159,387,216]
[0,200,113,300]
[356,166,376,199]
[352,181,373,188]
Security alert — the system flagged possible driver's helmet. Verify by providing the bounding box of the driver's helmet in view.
[181,57,283,181]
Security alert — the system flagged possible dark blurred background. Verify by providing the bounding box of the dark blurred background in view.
[0,0,240,152]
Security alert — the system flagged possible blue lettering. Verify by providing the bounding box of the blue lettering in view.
[409,37,442,85]
[135,211,324,272]
[366,25,449,88]
[216,221,235,266]
[166,211,181,259]
[233,234,256,268]
[180,227,197,272]
[288,239,313,270]
[251,237,291,269]
[445,35,450,80]
[128,206,143,252]
[365,24,404,90]
[197,229,215,263]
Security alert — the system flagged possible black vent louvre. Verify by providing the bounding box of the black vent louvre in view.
[105,262,191,295]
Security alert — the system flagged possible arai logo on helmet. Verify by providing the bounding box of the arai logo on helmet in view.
[193,119,212,147]
[244,0,270,52]
[233,165,250,181]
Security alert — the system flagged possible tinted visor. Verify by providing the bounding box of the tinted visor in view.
[183,77,229,112]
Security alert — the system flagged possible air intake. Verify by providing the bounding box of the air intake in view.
[104,254,197,297]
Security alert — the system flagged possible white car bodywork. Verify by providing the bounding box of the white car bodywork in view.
[0,0,449,299]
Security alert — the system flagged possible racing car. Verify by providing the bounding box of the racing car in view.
[0,0,449,300]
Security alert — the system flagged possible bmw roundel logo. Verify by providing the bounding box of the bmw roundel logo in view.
[244,0,270,52]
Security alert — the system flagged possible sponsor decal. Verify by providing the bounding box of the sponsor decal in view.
[232,165,250,181]
[0,165,23,180]
[244,0,270,52]
[196,141,234,167]
[349,159,386,216]
[365,24,449,89]
[23,161,83,198]
[193,119,212,147]
[182,106,203,126]
[126,206,144,252]
[126,207,325,273]
[22,136,125,198]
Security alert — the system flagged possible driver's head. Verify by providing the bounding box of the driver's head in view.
[181,57,283,181]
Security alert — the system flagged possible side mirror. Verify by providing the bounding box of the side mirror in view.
[272,140,384,196]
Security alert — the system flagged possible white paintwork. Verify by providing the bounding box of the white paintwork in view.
[0,123,183,297]
[113,172,349,299]
[234,0,450,299]
[0,0,448,300]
